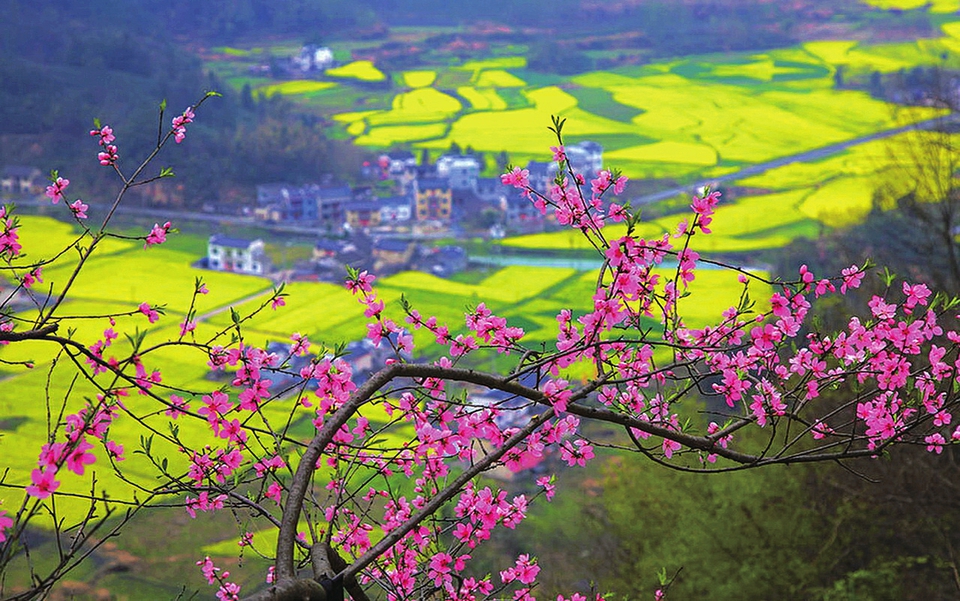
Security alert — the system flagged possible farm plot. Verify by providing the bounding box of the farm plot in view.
[328,35,946,184]
[860,0,959,12]
[502,188,820,253]
[37,247,270,310]
[403,70,437,88]
[457,87,508,111]
[256,80,337,97]
[15,215,135,259]
[326,60,387,82]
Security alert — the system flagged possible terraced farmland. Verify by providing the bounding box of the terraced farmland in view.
[0,213,768,523]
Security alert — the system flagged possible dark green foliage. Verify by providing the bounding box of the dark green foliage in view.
[0,1,369,208]
[593,461,830,600]
[528,41,594,75]
[564,88,645,124]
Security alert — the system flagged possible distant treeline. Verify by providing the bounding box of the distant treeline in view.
[0,0,366,207]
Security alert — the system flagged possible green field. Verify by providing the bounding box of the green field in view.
[860,0,960,12]
[0,217,770,525]
[10,11,960,531]
[403,70,437,88]
[200,18,960,198]
[203,28,958,188]
[276,34,954,185]
[326,60,387,82]
[256,80,338,97]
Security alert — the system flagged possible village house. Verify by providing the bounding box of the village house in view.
[435,154,481,191]
[291,45,334,73]
[382,150,417,176]
[343,200,382,229]
[524,141,604,189]
[503,189,545,232]
[207,235,270,275]
[525,160,558,192]
[372,238,416,274]
[379,195,413,225]
[314,184,352,230]
[313,238,341,260]
[565,140,604,176]
[254,182,351,229]
[1,166,42,196]
[476,177,506,203]
[414,178,453,223]
[255,184,315,222]
[415,245,468,277]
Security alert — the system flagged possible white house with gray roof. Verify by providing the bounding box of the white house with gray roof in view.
[207,235,269,275]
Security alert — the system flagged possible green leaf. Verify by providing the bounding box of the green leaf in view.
[880,266,896,287]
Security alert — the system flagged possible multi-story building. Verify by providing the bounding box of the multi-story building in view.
[207,235,269,275]
[435,154,481,191]
[414,178,453,223]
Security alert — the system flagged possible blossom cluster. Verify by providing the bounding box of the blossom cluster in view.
[11,113,960,601]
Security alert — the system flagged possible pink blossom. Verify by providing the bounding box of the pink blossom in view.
[196,556,220,584]
[98,144,119,166]
[840,265,864,294]
[26,468,60,499]
[607,203,628,222]
[66,438,97,475]
[89,125,115,146]
[501,166,530,189]
[662,438,682,459]
[45,176,69,204]
[560,439,594,467]
[179,319,197,337]
[428,552,454,587]
[0,207,21,259]
[265,481,282,505]
[216,581,241,601]
[811,421,834,440]
[500,554,540,585]
[21,267,42,289]
[139,302,160,323]
[903,282,931,314]
[345,270,375,295]
[185,492,226,518]
[926,432,946,454]
[69,199,88,219]
[172,106,195,143]
[144,222,170,247]
[613,174,628,194]
[0,509,12,543]
[868,295,897,320]
[165,394,190,419]
[536,476,556,500]
[105,440,125,461]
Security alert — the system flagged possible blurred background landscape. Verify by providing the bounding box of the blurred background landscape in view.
[5,1,960,599]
